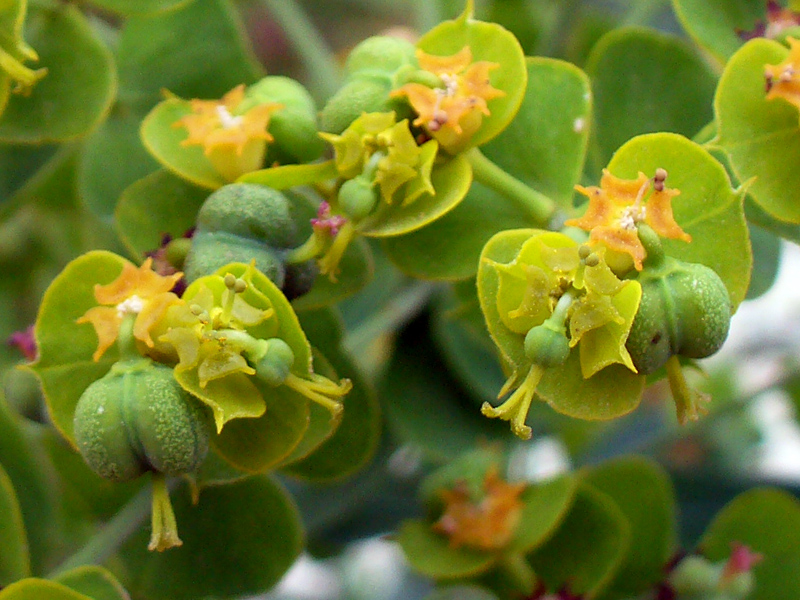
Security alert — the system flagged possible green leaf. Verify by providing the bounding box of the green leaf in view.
[607,132,752,309]
[54,566,129,600]
[78,105,160,221]
[174,368,266,431]
[283,308,381,480]
[417,5,527,150]
[0,579,91,600]
[120,476,303,600]
[211,382,309,473]
[116,0,263,110]
[745,196,800,244]
[382,57,592,279]
[380,318,510,463]
[672,0,765,62]
[715,38,800,223]
[0,461,29,586]
[0,397,64,576]
[83,0,192,17]
[700,488,800,600]
[29,251,127,445]
[481,57,592,212]
[357,153,472,237]
[528,482,630,598]
[140,98,227,190]
[584,456,677,599]
[509,475,578,554]
[0,4,115,144]
[746,223,780,300]
[586,27,717,175]
[115,170,208,259]
[398,519,497,580]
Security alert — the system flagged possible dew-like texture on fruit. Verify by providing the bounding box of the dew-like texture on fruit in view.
[195,183,297,249]
[74,360,213,482]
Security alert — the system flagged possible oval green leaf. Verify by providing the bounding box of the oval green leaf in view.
[115,170,208,259]
[584,456,677,599]
[29,251,127,445]
[119,476,303,600]
[0,579,91,600]
[398,519,497,580]
[140,99,228,190]
[54,566,130,600]
[509,475,578,554]
[357,153,472,238]
[700,487,800,600]
[0,4,115,144]
[0,462,29,586]
[607,132,752,308]
[528,482,630,599]
[672,0,766,62]
[715,38,800,223]
[586,27,717,175]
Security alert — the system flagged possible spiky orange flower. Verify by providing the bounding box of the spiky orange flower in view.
[77,259,183,361]
[566,169,690,270]
[432,466,526,550]
[391,46,504,153]
[174,85,282,155]
[765,37,800,111]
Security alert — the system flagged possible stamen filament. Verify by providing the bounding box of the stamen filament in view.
[284,372,349,421]
[481,365,545,440]
[148,472,182,552]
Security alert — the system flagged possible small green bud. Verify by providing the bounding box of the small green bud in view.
[344,36,417,77]
[669,556,721,595]
[73,360,212,482]
[254,338,295,386]
[338,175,379,220]
[164,237,193,270]
[241,76,325,163]
[320,79,393,134]
[524,324,570,367]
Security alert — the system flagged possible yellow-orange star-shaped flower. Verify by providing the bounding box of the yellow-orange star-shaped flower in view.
[432,466,526,551]
[172,85,284,180]
[765,37,800,112]
[77,259,183,361]
[565,169,691,271]
[391,46,505,154]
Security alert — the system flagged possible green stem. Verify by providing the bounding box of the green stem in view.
[466,148,556,227]
[260,0,342,102]
[47,484,153,577]
[117,313,140,362]
[498,552,536,595]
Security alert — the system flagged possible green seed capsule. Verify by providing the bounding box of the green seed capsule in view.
[73,359,212,482]
[626,258,731,375]
[344,36,417,78]
[320,79,394,135]
[183,230,286,286]
[243,76,325,163]
[195,183,297,249]
[524,324,570,367]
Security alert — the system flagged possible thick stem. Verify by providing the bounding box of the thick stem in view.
[666,355,709,425]
[149,472,182,552]
[466,148,556,227]
[260,0,342,102]
[498,552,536,596]
[117,313,140,362]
